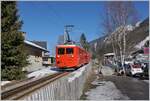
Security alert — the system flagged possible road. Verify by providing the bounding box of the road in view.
[103,75,149,100]
[81,66,149,100]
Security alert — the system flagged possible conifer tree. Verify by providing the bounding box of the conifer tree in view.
[80,33,90,51]
[1,1,28,80]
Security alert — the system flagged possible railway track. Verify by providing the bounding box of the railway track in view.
[1,72,69,100]
[1,77,34,90]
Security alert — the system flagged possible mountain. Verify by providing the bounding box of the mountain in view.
[89,17,149,59]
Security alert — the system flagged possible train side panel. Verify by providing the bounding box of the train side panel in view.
[56,45,91,68]
[78,47,87,66]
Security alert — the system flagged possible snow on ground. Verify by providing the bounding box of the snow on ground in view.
[101,66,114,76]
[27,66,57,78]
[135,35,149,49]
[68,63,89,82]
[1,67,57,86]
[1,81,11,86]
[85,81,129,100]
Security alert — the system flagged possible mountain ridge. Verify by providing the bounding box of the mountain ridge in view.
[89,17,149,59]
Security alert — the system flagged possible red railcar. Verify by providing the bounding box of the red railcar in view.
[56,44,90,68]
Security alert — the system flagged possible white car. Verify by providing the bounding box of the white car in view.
[129,63,143,76]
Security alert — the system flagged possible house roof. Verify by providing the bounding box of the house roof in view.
[31,41,47,49]
[131,49,143,56]
[24,40,49,52]
[104,53,115,56]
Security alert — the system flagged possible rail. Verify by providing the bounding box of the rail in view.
[1,77,34,90]
[1,72,69,100]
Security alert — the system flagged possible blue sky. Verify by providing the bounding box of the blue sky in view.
[17,1,149,55]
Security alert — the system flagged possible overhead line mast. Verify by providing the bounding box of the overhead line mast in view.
[64,25,74,44]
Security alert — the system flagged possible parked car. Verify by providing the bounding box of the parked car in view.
[141,61,149,77]
[125,61,143,76]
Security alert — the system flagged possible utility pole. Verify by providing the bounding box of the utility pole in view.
[64,25,74,44]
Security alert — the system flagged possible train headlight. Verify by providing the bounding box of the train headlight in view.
[57,55,60,57]
[71,55,74,57]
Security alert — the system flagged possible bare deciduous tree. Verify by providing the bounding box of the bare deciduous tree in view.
[102,1,138,73]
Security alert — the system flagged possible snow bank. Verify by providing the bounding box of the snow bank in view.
[135,36,149,49]
[27,67,57,78]
[85,81,129,100]
[1,81,11,86]
[68,64,88,82]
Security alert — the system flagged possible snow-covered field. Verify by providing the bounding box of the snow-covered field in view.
[27,66,58,78]
[85,80,129,100]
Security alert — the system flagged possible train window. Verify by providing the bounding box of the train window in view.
[58,48,65,55]
[66,48,74,54]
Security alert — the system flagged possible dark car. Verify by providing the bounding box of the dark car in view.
[141,62,149,77]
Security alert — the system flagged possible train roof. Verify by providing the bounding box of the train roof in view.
[56,44,78,47]
[56,43,90,52]
[56,44,87,50]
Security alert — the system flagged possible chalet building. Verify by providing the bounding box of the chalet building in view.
[131,40,149,63]
[23,40,49,72]
[104,53,115,66]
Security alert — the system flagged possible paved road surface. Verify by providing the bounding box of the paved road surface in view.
[101,66,149,100]
[83,66,149,100]
[104,75,149,100]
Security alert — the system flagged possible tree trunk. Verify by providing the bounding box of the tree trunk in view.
[122,28,126,74]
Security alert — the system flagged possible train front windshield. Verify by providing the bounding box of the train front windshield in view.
[66,48,74,54]
[58,48,74,55]
[58,48,65,55]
